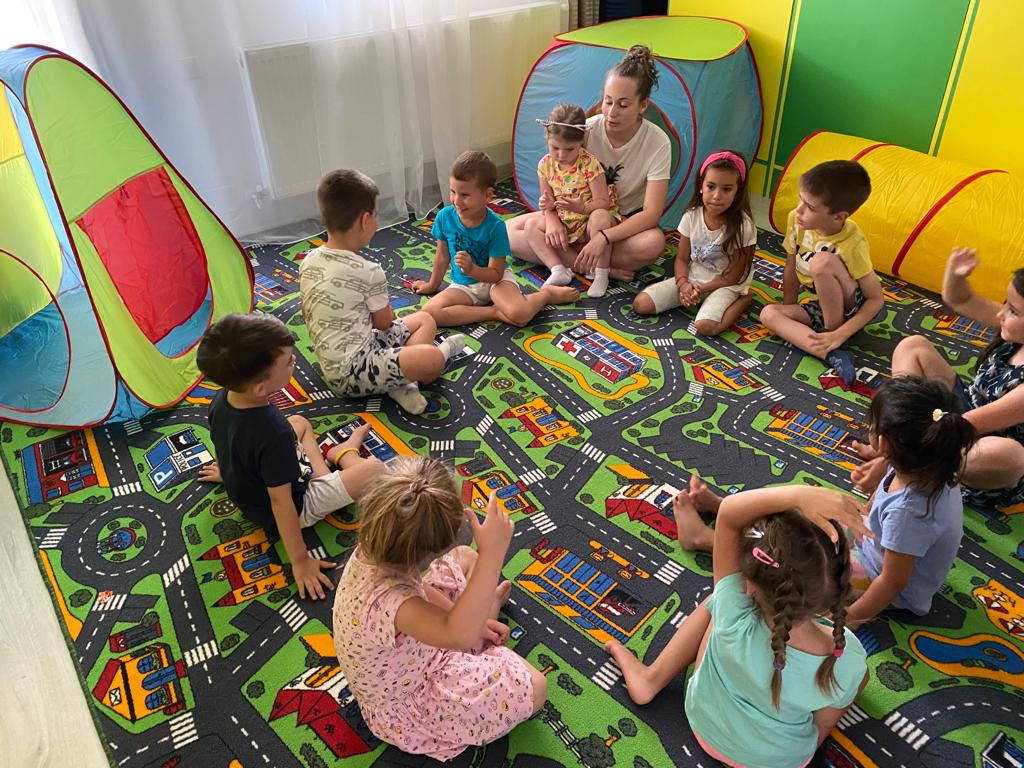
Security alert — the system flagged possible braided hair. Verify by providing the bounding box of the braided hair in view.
[357,456,465,568]
[743,512,854,709]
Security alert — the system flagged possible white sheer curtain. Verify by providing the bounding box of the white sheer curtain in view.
[0,0,96,67]
[50,0,567,237]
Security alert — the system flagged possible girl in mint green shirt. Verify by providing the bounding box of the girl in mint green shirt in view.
[606,484,871,768]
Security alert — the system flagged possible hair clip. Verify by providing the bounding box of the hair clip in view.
[833,648,844,659]
[744,528,765,539]
[752,546,780,569]
[535,118,587,130]
[931,408,947,422]
[773,659,786,671]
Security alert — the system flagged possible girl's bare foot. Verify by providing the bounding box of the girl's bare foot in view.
[604,641,659,705]
[609,268,635,282]
[851,456,888,494]
[546,285,580,304]
[673,491,714,552]
[688,475,722,515]
[327,422,371,464]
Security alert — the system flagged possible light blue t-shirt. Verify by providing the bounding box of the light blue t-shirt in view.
[856,468,964,615]
[685,573,867,768]
[430,205,510,285]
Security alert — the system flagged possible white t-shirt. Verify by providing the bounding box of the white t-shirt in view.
[299,246,390,379]
[679,206,757,289]
[585,115,670,216]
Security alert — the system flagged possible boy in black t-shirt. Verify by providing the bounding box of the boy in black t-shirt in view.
[196,313,383,599]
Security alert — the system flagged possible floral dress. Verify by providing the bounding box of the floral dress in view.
[332,548,535,761]
[537,147,616,242]
[961,341,1024,508]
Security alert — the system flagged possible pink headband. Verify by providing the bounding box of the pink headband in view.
[701,151,747,182]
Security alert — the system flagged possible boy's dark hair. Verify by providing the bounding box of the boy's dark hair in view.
[609,44,660,102]
[196,313,295,391]
[975,267,1024,371]
[743,512,851,710]
[545,103,586,143]
[868,376,978,511]
[451,150,497,192]
[800,160,871,215]
[317,169,378,235]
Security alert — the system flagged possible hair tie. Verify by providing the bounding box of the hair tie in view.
[700,151,747,182]
[773,660,786,671]
[535,118,586,131]
[931,408,947,422]
[833,648,844,659]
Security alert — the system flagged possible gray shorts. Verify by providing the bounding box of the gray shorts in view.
[448,269,518,306]
[326,319,411,397]
[640,261,751,323]
[299,471,355,526]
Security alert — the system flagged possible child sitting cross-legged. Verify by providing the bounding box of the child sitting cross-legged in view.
[300,169,466,415]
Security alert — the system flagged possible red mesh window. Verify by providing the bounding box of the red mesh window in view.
[77,167,208,344]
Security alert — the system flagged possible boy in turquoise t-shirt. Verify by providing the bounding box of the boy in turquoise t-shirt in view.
[412,150,578,327]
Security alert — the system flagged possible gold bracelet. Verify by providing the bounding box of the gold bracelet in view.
[332,446,359,467]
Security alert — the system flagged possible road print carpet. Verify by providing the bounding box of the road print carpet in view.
[4,182,1024,768]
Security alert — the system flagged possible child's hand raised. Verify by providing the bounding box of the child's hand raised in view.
[947,247,979,277]
[466,493,514,558]
[792,486,871,543]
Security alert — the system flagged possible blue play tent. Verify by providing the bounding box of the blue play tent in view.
[512,17,763,230]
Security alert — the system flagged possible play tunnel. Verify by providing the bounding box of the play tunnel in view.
[770,131,1024,303]
[0,45,253,428]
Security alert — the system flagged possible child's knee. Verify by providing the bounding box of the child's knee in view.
[588,208,612,229]
[759,303,780,326]
[693,319,723,337]
[632,292,656,315]
[809,250,845,280]
[408,310,436,333]
[895,334,930,356]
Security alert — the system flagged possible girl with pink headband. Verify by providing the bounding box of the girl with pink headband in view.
[633,149,757,337]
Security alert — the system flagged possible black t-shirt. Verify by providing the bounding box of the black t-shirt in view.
[207,389,310,534]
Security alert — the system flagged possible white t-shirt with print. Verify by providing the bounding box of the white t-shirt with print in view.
[299,246,390,379]
[679,206,757,289]
[585,115,670,216]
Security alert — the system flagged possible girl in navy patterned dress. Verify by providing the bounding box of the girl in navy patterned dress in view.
[853,249,1024,509]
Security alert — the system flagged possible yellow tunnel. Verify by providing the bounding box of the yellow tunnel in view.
[769,131,1024,303]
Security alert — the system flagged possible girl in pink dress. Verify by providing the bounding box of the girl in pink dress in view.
[332,457,547,760]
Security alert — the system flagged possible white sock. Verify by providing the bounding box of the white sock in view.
[587,267,610,298]
[387,383,427,415]
[544,265,573,287]
[437,333,466,361]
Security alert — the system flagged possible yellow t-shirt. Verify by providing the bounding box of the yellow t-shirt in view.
[783,210,873,293]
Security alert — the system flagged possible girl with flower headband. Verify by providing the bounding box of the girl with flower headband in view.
[844,376,977,624]
[633,148,756,336]
[332,456,546,760]
[606,482,869,768]
[526,102,617,297]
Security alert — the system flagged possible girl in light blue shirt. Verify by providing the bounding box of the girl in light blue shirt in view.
[606,484,870,768]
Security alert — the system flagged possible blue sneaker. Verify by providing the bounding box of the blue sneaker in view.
[826,349,857,387]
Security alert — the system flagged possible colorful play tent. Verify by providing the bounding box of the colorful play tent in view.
[770,131,1024,303]
[512,16,762,230]
[0,46,253,428]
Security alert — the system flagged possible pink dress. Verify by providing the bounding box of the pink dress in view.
[332,548,535,761]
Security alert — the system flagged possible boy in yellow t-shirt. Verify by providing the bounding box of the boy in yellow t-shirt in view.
[760,160,884,385]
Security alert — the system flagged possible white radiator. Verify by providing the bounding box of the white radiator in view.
[241,3,564,200]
